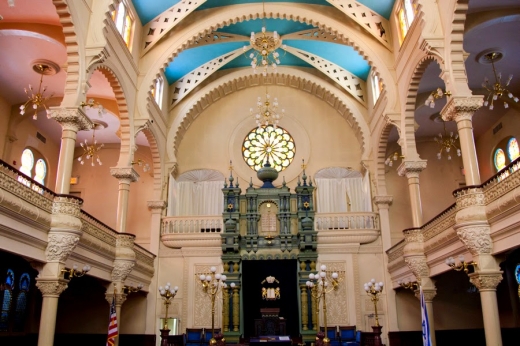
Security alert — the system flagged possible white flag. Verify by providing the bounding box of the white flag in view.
[420,286,432,346]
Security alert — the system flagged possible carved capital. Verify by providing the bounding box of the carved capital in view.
[455,224,493,256]
[404,256,430,278]
[468,271,503,291]
[36,278,68,297]
[373,195,393,208]
[441,96,483,122]
[414,288,437,301]
[111,260,135,282]
[397,160,427,178]
[148,200,167,210]
[49,107,93,132]
[106,292,128,306]
[45,232,81,262]
[110,167,139,183]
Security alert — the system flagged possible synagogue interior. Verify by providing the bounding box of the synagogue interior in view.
[1,1,520,346]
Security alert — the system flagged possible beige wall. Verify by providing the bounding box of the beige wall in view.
[0,95,10,160]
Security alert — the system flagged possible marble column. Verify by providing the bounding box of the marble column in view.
[107,233,136,346]
[373,196,398,333]
[403,229,437,346]
[397,161,427,228]
[145,200,167,336]
[36,195,83,346]
[110,167,139,233]
[50,107,93,194]
[440,97,483,186]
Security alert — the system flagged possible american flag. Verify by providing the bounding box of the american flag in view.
[106,296,118,346]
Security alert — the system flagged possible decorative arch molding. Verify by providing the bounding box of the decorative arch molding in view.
[52,0,85,107]
[167,68,370,163]
[136,126,163,200]
[372,118,399,197]
[137,3,398,126]
[446,0,473,96]
[87,64,133,166]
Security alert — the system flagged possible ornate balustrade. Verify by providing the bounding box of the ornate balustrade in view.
[314,212,380,230]
[162,215,224,234]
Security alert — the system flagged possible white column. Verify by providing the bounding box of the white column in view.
[397,161,427,228]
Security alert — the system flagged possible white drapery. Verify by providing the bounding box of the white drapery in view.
[315,167,372,213]
[171,169,225,216]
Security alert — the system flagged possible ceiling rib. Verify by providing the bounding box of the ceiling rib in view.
[141,0,208,56]
[169,47,246,109]
[186,31,250,49]
[326,0,391,50]
[283,28,342,43]
[284,46,367,107]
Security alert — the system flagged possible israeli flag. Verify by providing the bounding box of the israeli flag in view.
[420,286,432,346]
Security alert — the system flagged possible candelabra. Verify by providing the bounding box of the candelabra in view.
[424,88,451,108]
[61,264,91,280]
[363,279,384,327]
[397,279,419,291]
[306,265,340,344]
[434,121,461,160]
[158,282,179,330]
[80,99,107,117]
[123,283,144,294]
[445,255,477,274]
[481,51,519,110]
[199,267,230,346]
[19,63,55,120]
[131,159,150,172]
[77,129,104,166]
[250,88,285,129]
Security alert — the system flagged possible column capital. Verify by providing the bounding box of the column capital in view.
[414,287,437,301]
[455,223,493,256]
[111,259,135,282]
[110,167,139,183]
[49,107,93,132]
[373,195,393,208]
[105,292,128,306]
[468,271,503,291]
[148,200,167,211]
[36,278,69,297]
[440,96,483,122]
[397,160,427,177]
[404,256,430,278]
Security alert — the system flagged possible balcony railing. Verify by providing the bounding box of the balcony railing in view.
[315,212,379,230]
[162,215,224,234]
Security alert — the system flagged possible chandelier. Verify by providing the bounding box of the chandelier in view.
[20,62,58,120]
[77,121,105,166]
[384,151,403,167]
[250,87,285,128]
[434,121,461,160]
[243,2,286,76]
[424,88,451,109]
[80,99,107,117]
[481,51,519,110]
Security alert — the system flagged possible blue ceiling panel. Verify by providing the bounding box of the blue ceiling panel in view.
[198,0,332,11]
[284,40,370,80]
[222,48,313,71]
[217,18,315,36]
[133,0,180,25]
[165,41,247,84]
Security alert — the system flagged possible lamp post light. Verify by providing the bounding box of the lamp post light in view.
[364,279,384,327]
[306,265,340,345]
[159,283,179,330]
[199,267,228,346]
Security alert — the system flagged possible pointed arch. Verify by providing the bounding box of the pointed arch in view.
[135,126,163,200]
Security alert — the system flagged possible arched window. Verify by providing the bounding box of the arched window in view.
[13,273,30,332]
[396,0,417,44]
[18,148,47,187]
[0,269,15,332]
[494,136,520,172]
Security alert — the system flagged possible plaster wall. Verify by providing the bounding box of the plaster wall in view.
[0,95,10,159]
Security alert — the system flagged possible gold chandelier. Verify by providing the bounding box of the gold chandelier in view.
[80,99,108,117]
[20,63,58,120]
[424,88,451,109]
[243,1,286,76]
[77,121,105,166]
[434,121,461,160]
[481,51,519,110]
[250,86,285,129]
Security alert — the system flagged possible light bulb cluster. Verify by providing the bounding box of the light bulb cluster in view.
[445,255,477,274]
[397,279,419,291]
[124,283,144,293]
[482,52,519,110]
[78,133,104,166]
[434,122,461,160]
[131,159,150,172]
[364,278,384,294]
[244,27,286,77]
[305,264,339,289]
[250,92,285,129]
[159,282,178,298]
[62,264,91,279]
[80,99,107,117]
[424,88,451,109]
[384,152,401,167]
[199,266,230,289]
[19,64,54,120]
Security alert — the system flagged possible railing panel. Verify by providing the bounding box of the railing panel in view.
[162,216,224,234]
[314,212,379,231]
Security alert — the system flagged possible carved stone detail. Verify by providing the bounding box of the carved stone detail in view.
[414,288,437,301]
[455,224,493,256]
[397,160,427,177]
[373,195,393,207]
[403,228,423,243]
[148,200,167,210]
[116,233,135,249]
[49,107,93,132]
[110,167,139,182]
[52,195,83,218]
[111,260,135,282]
[468,271,503,290]
[36,279,68,297]
[106,292,128,306]
[404,256,429,278]
[45,233,81,262]
[440,96,483,122]
[454,187,486,209]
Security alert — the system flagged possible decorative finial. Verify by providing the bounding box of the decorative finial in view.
[236,178,240,188]
[250,177,253,187]
[224,178,228,188]
[297,175,301,186]
[309,175,313,186]
[228,160,234,187]
[282,176,286,187]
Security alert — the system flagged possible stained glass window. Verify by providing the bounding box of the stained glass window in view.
[0,269,15,332]
[507,137,519,161]
[34,159,47,185]
[397,0,417,44]
[19,149,34,179]
[13,273,30,332]
[494,148,506,171]
[113,1,134,48]
[242,125,295,172]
